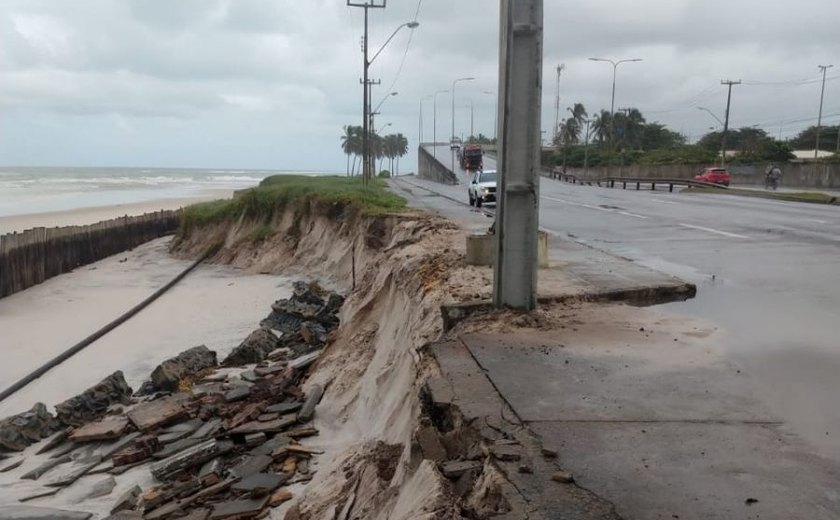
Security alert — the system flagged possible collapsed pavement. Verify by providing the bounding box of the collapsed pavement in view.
[0,281,342,520]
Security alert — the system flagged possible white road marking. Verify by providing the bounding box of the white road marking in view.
[619,211,649,220]
[808,218,829,224]
[679,223,750,239]
[651,199,679,205]
[542,195,648,218]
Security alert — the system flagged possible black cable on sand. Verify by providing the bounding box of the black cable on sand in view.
[0,245,220,405]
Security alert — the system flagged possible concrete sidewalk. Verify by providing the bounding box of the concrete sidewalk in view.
[430,322,840,520]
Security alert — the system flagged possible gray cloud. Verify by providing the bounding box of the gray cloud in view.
[0,0,838,168]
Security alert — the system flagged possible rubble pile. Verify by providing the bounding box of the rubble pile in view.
[0,281,343,520]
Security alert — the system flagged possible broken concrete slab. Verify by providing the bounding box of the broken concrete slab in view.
[441,460,483,479]
[230,416,296,435]
[45,458,101,487]
[250,434,291,457]
[0,506,92,520]
[224,387,251,403]
[18,488,60,503]
[69,415,130,442]
[254,365,286,378]
[103,514,142,520]
[36,428,72,455]
[285,427,318,439]
[150,440,234,481]
[21,455,71,480]
[244,433,266,448]
[111,485,142,514]
[0,457,24,472]
[127,398,187,432]
[489,445,522,462]
[153,438,203,460]
[97,431,142,459]
[209,496,269,520]
[231,472,289,494]
[86,476,117,499]
[288,351,321,371]
[229,454,273,478]
[199,458,224,485]
[296,385,323,423]
[224,403,266,431]
[190,418,223,440]
[264,402,302,415]
[415,425,447,463]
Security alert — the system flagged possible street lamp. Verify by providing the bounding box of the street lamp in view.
[697,106,724,127]
[347,0,419,183]
[370,92,397,137]
[588,57,642,147]
[451,77,475,172]
[377,122,392,134]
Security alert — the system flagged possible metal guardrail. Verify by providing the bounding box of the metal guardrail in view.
[551,171,729,192]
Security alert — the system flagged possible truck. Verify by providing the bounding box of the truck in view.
[460,144,483,171]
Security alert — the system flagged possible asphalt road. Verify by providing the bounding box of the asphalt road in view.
[402,172,840,463]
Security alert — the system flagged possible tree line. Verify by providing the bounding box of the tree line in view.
[550,102,840,168]
[340,126,409,177]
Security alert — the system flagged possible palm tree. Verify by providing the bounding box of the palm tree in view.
[561,103,588,145]
[340,126,363,176]
[591,110,612,148]
[395,134,408,175]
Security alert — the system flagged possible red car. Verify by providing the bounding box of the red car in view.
[694,167,731,186]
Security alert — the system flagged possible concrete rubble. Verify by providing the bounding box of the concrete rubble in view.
[0,281,340,520]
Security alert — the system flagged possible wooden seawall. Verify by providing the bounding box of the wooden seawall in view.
[0,210,180,298]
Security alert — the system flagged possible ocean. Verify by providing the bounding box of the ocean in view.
[0,167,335,217]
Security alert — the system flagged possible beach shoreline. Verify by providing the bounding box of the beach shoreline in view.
[0,189,234,235]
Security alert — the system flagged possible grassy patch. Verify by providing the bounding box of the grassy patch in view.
[180,175,406,234]
[249,223,274,242]
[686,186,839,205]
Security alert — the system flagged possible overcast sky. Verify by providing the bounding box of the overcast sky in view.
[1,0,838,170]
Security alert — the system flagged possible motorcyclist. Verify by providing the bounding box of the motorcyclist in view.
[765,164,782,190]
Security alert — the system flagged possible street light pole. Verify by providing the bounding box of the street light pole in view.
[697,106,724,127]
[451,77,475,172]
[588,57,642,149]
[816,64,833,160]
[720,79,741,167]
[433,89,448,148]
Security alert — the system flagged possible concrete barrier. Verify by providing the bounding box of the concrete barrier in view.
[418,145,458,185]
[465,232,549,268]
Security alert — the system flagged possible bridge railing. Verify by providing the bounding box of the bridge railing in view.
[550,170,729,192]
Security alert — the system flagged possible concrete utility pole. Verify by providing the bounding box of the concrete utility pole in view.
[720,79,741,167]
[493,0,543,310]
[553,64,565,144]
[347,0,386,185]
[816,64,833,160]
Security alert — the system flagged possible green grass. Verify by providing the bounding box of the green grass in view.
[687,186,839,205]
[180,175,407,233]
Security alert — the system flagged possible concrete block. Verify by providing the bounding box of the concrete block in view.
[466,232,549,268]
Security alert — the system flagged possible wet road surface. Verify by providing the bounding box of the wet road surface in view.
[401,171,840,462]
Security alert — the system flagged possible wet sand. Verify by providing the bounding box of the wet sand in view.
[0,189,233,235]
[0,237,291,418]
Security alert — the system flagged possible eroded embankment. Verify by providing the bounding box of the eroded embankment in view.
[173,201,497,518]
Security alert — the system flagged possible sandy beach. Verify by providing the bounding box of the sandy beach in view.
[0,189,234,235]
